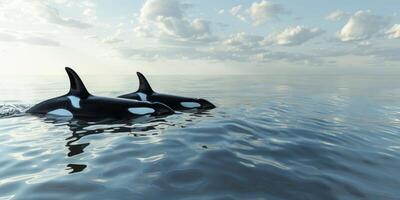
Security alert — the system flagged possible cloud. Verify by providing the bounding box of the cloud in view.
[229,0,286,25]
[80,1,96,8]
[117,29,327,66]
[339,10,388,42]
[80,1,97,20]
[83,8,96,20]
[136,0,211,41]
[366,47,400,61]
[223,32,264,49]
[230,5,242,16]
[40,5,92,29]
[159,17,210,38]
[275,26,324,46]
[140,0,184,21]
[230,5,247,22]
[0,0,91,29]
[218,9,225,15]
[306,44,400,64]
[386,24,400,39]
[117,47,187,60]
[325,10,348,21]
[102,29,124,44]
[248,0,286,25]
[253,51,324,64]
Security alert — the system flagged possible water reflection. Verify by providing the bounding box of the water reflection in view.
[39,110,215,174]
[66,164,87,174]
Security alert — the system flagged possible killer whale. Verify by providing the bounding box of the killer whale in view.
[27,68,174,119]
[118,72,216,111]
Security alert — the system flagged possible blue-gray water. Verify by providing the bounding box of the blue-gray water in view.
[0,75,400,200]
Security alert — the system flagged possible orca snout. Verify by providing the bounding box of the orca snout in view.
[198,98,216,109]
[152,103,175,116]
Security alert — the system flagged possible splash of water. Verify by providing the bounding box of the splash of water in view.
[0,104,30,118]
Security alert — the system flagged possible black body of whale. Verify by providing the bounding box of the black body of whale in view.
[27,68,174,119]
[118,72,216,111]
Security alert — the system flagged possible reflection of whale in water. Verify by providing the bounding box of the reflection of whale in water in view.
[41,109,213,174]
[119,72,216,111]
[66,164,87,174]
[46,117,172,174]
[27,68,174,120]
[63,119,167,153]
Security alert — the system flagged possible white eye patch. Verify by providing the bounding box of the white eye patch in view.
[47,109,73,117]
[181,102,201,108]
[137,92,147,101]
[67,96,81,108]
[128,107,155,115]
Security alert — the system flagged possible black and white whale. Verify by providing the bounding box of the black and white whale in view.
[27,68,174,119]
[118,72,216,111]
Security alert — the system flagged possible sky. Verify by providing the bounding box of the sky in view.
[0,0,399,75]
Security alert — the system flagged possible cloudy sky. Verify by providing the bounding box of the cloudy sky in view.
[0,0,399,75]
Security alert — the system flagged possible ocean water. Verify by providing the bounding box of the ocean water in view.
[0,74,400,200]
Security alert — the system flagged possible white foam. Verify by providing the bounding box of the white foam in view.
[67,96,81,108]
[47,109,73,117]
[128,107,155,115]
[181,102,201,108]
[137,92,147,101]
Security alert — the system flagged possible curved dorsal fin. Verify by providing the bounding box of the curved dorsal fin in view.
[65,67,91,97]
[137,72,154,94]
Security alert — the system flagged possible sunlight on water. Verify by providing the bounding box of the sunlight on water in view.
[0,75,400,199]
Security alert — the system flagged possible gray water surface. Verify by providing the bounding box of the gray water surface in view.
[0,75,400,200]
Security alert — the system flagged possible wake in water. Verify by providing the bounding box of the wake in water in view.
[0,104,30,118]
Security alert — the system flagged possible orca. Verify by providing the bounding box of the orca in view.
[118,72,216,111]
[27,68,174,119]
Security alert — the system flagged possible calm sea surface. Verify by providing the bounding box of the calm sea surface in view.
[0,75,399,200]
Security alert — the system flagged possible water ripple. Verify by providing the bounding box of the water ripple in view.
[1,75,400,199]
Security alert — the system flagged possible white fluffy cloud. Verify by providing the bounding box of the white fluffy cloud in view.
[230,5,247,22]
[386,24,400,39]
[275,26,324,46]
[159,17,210,38]
[325,10,348,21]
[339,10,388,42]
[139,0,184,21]
[136,0,211,41]
[248,0,286,25]
[230,0,286,26]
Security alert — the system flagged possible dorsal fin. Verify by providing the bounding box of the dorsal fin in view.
[65,67,91,97]
[136,72,154,94]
